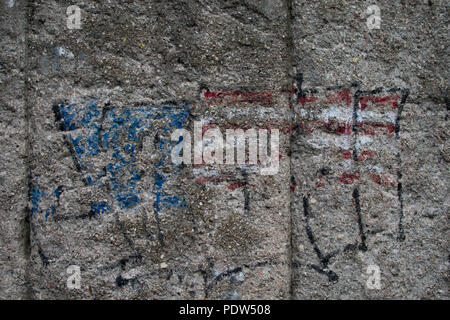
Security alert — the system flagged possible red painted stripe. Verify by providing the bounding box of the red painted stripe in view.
[359,95,399,111]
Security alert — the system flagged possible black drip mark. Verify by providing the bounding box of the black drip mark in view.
[241,168,250,214]
[343,243,358,252]
[397,169,405,241]
[302,196,339,283]
[294,72,303,101]
[198,258,277,298]
[97,103,111,151]
[394,89,409,139]
[114,210,140,257]
[352,188,367,251]
[152,135,164,244]
[53,211,96,221]
[119,255,143,271]
[54,185,63,206]
[395,89,409,241]
[115,275,137,288]
[214,266,243,284]
[445,97,449,121]
[115,275,128,287]
[198,258,215,298]
[75,209,98,220]
[52,101,68,131]
[62,134,82,173]
[198,83,211,100]
[136,131,151,153]
[350,89,368,250]
[37,245,49,267]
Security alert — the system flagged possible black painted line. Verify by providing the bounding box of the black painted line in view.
[302,195,339,282]
[395,88,409,241]
[352,188,368,251]
[241,168,250,214]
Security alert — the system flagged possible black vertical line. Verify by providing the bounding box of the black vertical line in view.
[351,90,361,162]
[285,0,296,300]
[351,89,368,251]
[23,0,34,300]
[352,188,367,251]
[302,196,339,282]
[241,168,250,214]
[302,196,324,261]
[153,135,164,244]
[395,89,409,241]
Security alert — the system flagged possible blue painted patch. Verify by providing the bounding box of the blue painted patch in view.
[32,101,190,220]
[31,185,46,216]
[31,184,60,221]
[91,201,109,215]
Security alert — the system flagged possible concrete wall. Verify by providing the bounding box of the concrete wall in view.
[0,0,448,299]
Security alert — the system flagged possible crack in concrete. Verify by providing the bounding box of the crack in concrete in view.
[23,0,34,300]
[284,0,296,300]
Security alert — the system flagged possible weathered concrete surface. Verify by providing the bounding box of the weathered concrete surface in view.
[291,0,449,299]
[0,0,28,299]
[25,0,291,299]
[0,0,448,300]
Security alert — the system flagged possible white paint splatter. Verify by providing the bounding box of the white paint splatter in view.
[318,106,352,122]
[356,135,373,146]
[55,46,75,59]
[192,168,219,177]
[359,110,396,122]
[307,134,350,149]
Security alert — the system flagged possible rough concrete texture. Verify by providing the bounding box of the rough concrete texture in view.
[0,0,28,299]
[291,0,448,299]
[0,0,448,299]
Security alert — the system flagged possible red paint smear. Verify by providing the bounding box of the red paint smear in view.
[370,173,396,187]
[360,95,399,111]
[227,181,247,191]
[300,120,396,136]
[307,120,351,135]
[341,150,352,159]
[299,89,351,107]
[339,172,360,184]
[358,122,394,135]
[204,91,217,99]
[299,95,319,107]
[357,150,376,161]
[325,89,351,107]
[291,179,297,192]
[323,121,351,135]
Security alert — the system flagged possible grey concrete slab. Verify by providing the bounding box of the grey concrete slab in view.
[0,0,447,300]
[26,0,291,299]
[0,0,28,299]
[291,0,448,299]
